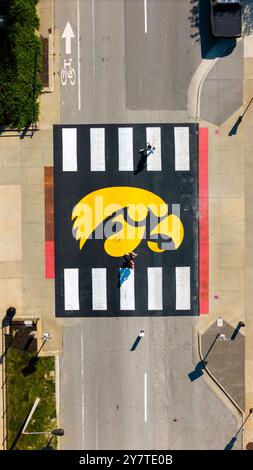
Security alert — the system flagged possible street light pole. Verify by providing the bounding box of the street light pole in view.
[23,428,64,436]
[21,398,64,437]
[36,332,51,357]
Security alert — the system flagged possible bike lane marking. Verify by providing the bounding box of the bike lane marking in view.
[57,0,79,110]
[77,0,81,110]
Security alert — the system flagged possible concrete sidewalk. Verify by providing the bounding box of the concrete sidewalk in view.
[0,0,62,450]
[196,33,253,450]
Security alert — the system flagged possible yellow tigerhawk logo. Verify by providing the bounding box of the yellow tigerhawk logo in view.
[72,187,184,257]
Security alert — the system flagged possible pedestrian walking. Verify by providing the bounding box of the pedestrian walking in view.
[124,251,138,260]
[146,143,155,155]
[139,143,155,154]
[123,252,137,270]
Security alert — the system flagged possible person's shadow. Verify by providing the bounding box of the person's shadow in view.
[117,265,131,288]
[134,150,148,175]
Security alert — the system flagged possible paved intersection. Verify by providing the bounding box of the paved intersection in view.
[54,0,242,450]
[54,123,199,317]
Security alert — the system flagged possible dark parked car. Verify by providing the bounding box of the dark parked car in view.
[210,0,242,37]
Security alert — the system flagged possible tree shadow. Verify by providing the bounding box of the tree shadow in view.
[189,0,236,59]
[243,0,253,36]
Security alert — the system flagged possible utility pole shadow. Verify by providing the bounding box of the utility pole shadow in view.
[230,321,245,341]
[130,336,141,352]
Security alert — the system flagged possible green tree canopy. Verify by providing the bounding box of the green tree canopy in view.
[0,0,43,130]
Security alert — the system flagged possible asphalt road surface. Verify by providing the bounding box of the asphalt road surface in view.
[55,0,202,123]
[59,318,240,450]
[55,0,241,450]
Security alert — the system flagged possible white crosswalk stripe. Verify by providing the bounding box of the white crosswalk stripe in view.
[118,127,134,171]
[176,266,191,310]
[146,127,162,171]
[64,268,80,310]
[92,268,107,310]
[62,128,77,172]
[90,128,105,171]
[120,268,135,310]
[148,267,163,310]
[62,124,192,173]
[174,127,190,171]
[63,266,192,312]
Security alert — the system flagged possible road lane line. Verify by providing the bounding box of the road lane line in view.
[92,268,107,309]
[174,127,190,171]
[62,128,77,172]
[92,0,96,96]
[146,127,161,171]
[90,128,105,171]
[64,268,80,310]
[77,0,81,110]
[176,266,191,310]
[120,268,135,310]
[118,127,133,171]
[81,332,85,448]
[144,373,147,422]
[144,0,148,34]
[148,267,163,310]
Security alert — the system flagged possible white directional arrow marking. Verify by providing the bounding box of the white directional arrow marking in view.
[62,21,75,55]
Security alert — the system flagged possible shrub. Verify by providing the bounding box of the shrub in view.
[0,0,43,130]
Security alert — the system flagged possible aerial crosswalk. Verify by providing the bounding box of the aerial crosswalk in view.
[54,123,199,317]
[63,266,192,314]
[61,125,192,173]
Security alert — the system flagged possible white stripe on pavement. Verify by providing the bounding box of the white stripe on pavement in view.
[92,268,107,310]
[80,332,85,448]
[146,127,161,171]
[77,0,81,110]
[176,266,191,310]
[144,0,148,34]
[174,127,190,171]
[120,269,135,310]
[144,373,147,422]
[118,127,133,171]
[64,268,80,310]
[90,128,105,171]
[62,128,77,172]
[148,267,163,310]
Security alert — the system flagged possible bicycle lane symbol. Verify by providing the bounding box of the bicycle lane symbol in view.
[61,58,76,86]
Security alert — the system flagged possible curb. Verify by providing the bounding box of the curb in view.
[1,327,7,450]
[188,38,242,122]
[197,330,244,448]
[55,355,61,450]
[198,331,244,416]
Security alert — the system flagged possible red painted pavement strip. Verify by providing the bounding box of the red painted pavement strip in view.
[45,240,55,279]
[44,134,209,299]
[199,128,209,315]
[44,167,55,279]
